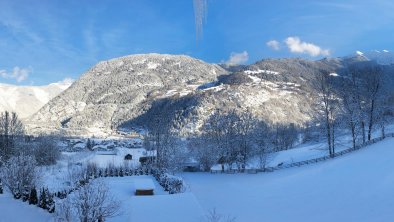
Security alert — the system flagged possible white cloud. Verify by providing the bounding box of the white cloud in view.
[0,66,31,82]
[225,51,249,65]
[266,40,281,50]
[284,36,330,57]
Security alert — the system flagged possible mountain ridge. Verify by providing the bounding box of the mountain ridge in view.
[22,53,394,136]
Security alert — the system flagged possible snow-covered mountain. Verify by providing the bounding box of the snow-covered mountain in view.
[24,53,394,136]
[26,54,328,136]
[26,54,225,135]
[348,50,394,65]
[0,79,73,119]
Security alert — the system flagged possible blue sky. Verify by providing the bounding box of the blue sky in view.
[0,0,394,85]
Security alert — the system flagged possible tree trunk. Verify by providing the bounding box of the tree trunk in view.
[351,122,356,149]
[331,123,335,156]
[361,121,366,144]
[368,99,375,141]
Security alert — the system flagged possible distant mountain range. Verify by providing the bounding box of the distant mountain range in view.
[0,79,73,119]
[351,50,394,65]
[6,52,391,136]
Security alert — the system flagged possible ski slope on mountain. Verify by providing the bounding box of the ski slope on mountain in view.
[183,137,394,222]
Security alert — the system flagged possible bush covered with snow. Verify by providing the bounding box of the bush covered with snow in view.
[153,170,186,194]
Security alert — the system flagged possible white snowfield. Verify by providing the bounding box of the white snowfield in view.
[106,176,204,222]
[183,137,394,222]
[0,192,52,222]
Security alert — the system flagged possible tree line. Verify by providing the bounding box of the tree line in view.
[315,64,391,156]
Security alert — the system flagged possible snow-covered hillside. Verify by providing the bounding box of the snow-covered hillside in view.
[183,137,394,222]
[0,79,72,119]
[26,54,226,135]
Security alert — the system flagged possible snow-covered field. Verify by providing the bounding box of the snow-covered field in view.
[2,133,394,222]
[0,192,52,222]
[183,137,394,222]
[105,176,204,222]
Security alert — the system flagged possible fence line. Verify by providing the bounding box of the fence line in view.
[211,133,394,174]
[262,133,394,172]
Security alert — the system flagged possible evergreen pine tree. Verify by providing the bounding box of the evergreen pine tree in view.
[47,192,55,213]
[22,185,30,202]
[29,187,38,205]
[86,138,93,150]
[39,188,47,209]
[44,188,51,211]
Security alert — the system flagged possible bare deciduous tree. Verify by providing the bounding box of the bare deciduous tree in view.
[0,111,24,162]
[315,71,339,156]
[253,121,274,169]
[363,65,384,141]
[144,112,178,170]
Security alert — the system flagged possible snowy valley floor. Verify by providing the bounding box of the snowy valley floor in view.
[1,137,394,222]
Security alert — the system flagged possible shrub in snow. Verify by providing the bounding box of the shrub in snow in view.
[55,198,73,222]
[0,155,38,199]
[56,190,68,199]
[204,208,237,222]
[33,136,61,166]
[72,180,120,222]
[152,170,186,194]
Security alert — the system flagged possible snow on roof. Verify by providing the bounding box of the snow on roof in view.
[134,178,155,190]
